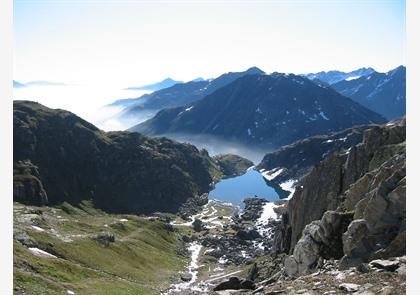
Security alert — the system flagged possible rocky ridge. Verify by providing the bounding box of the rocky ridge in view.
[264,119,406,284]
[204,119,406,295]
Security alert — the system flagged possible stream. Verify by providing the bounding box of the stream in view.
[162,169,292,294]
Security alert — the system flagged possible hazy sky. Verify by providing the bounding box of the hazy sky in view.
[14,0,405,87]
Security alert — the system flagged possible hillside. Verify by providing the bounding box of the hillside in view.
[132,73,386,149]
[331,66,406,119]
[257,125,373,186]
[109,67,264,122]
[13,101,250,214]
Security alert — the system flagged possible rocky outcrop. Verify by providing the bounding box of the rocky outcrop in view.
[178,194,209,220]
[285,211,353,277]
[213,154,254,179]
[13,161,48,206]
[272,119,405,277]
[241,198,267,221]
[340,154,405,268]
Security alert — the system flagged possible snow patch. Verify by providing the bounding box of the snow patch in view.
[28,247,57,259]
[345,75,360,81]
[319,111,330,120]
[260,167,284,181]
[31,225,45,232]
[255,202,280,236]
[279,179,297,197]
[218,256,228,264]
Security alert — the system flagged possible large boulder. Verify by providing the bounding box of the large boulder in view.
[213,276,255,291]
[285,211,353,276]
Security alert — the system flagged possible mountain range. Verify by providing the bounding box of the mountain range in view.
[304,67,375,85]
[125,77,182,91]
[13,80,67,88]
[109,67,265,122]
[131,73,386,149]
[331,66,406,119]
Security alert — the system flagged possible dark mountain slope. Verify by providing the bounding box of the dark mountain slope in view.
[13,101,248,214]
[132,73,386,149]
[331,66,406,119]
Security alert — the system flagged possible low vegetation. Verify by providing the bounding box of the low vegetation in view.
[13,201,186,294]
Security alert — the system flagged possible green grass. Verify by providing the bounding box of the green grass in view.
[14,202,187,294]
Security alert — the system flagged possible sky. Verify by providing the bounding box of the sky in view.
[14,0,406,88]
[12,0,406,130]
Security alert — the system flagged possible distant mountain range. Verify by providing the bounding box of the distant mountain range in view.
[331,66,406,119]
[304,67,375,85]
[109,67,265,125]
[13,80,66,88]
[125,78,182,91]
[131,73,386,149]
[13,80,26,88]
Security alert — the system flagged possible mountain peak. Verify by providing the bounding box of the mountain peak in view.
[132,73,386,149]
[245,66,265,75]
[125,77,182,91]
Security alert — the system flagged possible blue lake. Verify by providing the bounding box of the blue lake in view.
[209,169,290,207]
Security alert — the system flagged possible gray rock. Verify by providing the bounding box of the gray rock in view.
[369,259,400,271]
[339,283,360,292]
[272,120,406,263]
[192,218,204,232]
[284,255,299,277]
[213,276,255,291]
[180,272,192,282]
[342,219,370,259]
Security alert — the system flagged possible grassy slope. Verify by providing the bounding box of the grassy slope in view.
[13,202,186,295]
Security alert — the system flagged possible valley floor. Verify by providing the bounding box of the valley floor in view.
[13,199,406,295]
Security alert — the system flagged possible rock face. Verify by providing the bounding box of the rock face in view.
[331,66,406,119]
[13,101,228,214]
[273,119,405,276]
[131,73,386,149]
[13,161,48,206]
[285,211,353,277]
